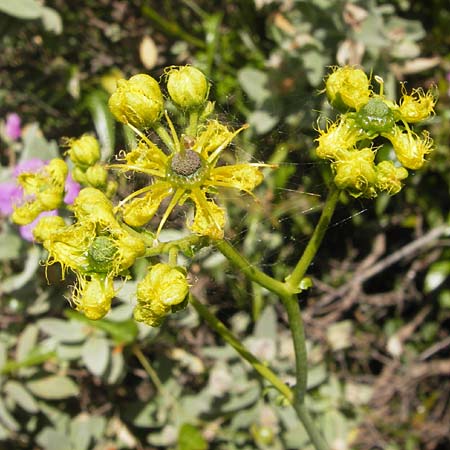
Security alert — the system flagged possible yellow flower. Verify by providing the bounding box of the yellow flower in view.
[33,188,146,319]
[12,158,68,225]
[134,263,189,327]
[396,85,436,123]
[315,117,361,160]
[72,273,115,320]
[332,148,377,198]
[384,127,433,170]
[375,161,408,195]
[113,119,266,240]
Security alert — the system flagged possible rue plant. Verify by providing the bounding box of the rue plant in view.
[11,65,436,449]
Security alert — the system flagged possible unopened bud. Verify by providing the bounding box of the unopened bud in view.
[326,66,371,111]
[166,66,209,109]
[108,74,164,128]
[67,135,100,168]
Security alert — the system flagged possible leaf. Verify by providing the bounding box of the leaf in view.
[38,318,86,343]
[36,427,72,450]
[40,6,63,34]
[326,320,353,351]
[0,228,22,261]
[16,324,39,362]
[105,351,125,385]
[69,414,106,450]
[0,0,42,19]
[178,423,208,450]
[20,123,59,161]
[85,90,116,161]
[248,110,279,135]
[64,309,139,344]
[424,261,450,293]
[26,375,79,399]
[81,336,110,376]
[2,246,41,293]
[238,68,271,106]
[4,380,39,413]
[0,397,19,432]
[254,305,277,340]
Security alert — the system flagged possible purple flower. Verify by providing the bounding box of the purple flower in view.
[0,182,21,215]
[13,159,46,176]
[5,113,21,140]
[0,158,81,241]
[64,172,81,204]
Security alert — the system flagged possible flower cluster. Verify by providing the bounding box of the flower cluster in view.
[33,188,146,319]
[316,66,436,197]
[109,66,266,240]
[105,65,267,325]
[11,65,266,326]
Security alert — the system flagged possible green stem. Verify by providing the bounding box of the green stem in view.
[132,345,166,396]
[287,185,340,291]
[145,234,204,258]
[154,123,175,153]
[190,295,329,450]
[141,4,206,49]
[190,295,292,401]
[214,239,293,298]
[294,403,330,450]
[280,294,308,404]
[186,109,200,137]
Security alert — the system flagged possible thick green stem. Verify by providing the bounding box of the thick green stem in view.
[214,239,293,298]
[287,185,340,291]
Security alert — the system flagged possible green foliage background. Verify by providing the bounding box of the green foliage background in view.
[1,1,449,449]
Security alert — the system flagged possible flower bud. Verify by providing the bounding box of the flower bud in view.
[71,166,88,185]
[85,164,108,188]
[326,66,371,111]
[397,86,436,124]
[385,127,433,170]
[375,161,409,195]
[67,135,100,168]
[166,66,209,109]
[332,148,377,197]
[108,74,163,128]
[134,263,189,327]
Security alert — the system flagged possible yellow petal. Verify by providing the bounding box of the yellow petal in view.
[189,190,225,239]
[122,182,172,227]
[208,164,264,194]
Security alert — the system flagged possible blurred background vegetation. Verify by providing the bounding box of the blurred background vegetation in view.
[1,1,449,449]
